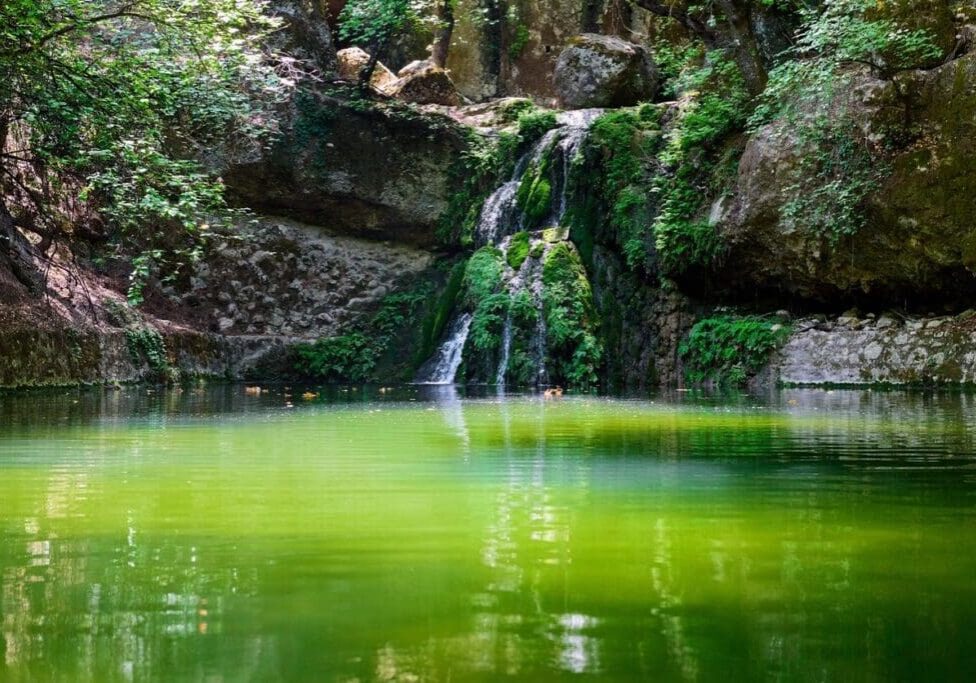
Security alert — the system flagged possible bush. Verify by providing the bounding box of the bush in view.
[295,333,377,383]
[679,315,792,386]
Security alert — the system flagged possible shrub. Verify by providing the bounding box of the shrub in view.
[679,315,792,386]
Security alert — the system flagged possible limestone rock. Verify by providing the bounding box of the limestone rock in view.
[553,34,658,109]
[337,47,397,93]
[223,84,470,246]
[719,51,976,304]
[387,64,463,106]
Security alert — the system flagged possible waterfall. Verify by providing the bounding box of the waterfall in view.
[414,313,473,384]
[496,314,513,387]
[416,109,601,386]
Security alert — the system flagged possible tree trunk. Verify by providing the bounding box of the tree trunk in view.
[431,0,455,69]
[359,38,385,88]
[0,115,43,294]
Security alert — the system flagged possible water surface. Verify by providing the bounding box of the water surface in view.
[1,386,975,681]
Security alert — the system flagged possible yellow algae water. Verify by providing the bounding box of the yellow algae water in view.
[1,386,975,681]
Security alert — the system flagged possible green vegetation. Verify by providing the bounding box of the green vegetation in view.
[438,130,520,246]
[295,280,436,383]
[516,109,558,144]
[585,107,660,271]
[462,246,507,355]
[679,315,792,386]
[542,242,602,388]
[0,0,291,303]
[125,327,171,378]
[516,159,552,228]
[652,53,748,275]
[295,332,377,383]
[338,0,416,85]
[506,231,531,270]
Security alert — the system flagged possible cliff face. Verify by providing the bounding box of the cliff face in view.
[5,2,976,390]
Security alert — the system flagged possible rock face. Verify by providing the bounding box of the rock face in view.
[336,47,397,92]
[223,85,470,246]
[771,312,976,385]
[175,217,435,337]
[387,63,464,105]
[269,0,338,76]
[553,34,659,109]
[721,51,976,304]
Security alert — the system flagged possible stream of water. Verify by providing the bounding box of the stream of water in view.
[415,111,601,386]
[1,386,975,681]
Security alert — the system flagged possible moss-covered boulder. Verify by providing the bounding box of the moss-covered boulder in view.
[720,51,976,305]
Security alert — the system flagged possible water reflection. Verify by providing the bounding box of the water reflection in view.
[1,389,976,680]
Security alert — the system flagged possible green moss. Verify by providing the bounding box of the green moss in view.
[506,231,531,270]
[459,247,509,378]
[417,259,467,366]
[678,315,792,386]
[529,242,545,259]
[517,159,552,228]
[542,242,602,388]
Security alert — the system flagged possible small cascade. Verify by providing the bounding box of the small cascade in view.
[415,313,473,384]
[495,314,513,387]
[417,108,601,386]
[475,181,519,246]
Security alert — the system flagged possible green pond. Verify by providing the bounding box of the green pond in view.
[1,386,975,682]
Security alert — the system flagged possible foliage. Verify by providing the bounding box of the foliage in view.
[586,107,659,271]
[653,53,748,275]
[417,258,466,365]
[679,315,792,386]
[460,246,507,365]
[516,109,558,144]
[516,159,552,228]
[437,130,519,246]
[542,242,602,388]
[338,0,418,53]
[506,3,531,61]
[295,280,434,382]
[124,326,172,380]
[295,332,378,383]
[462,246,505,306]
[0,0,294,302]
[506,231,531,270]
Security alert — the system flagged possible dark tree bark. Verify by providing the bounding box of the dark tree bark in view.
[431,0,455,68]
[0,115,45,294]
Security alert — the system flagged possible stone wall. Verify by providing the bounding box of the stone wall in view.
[170,217,435,338]
[772,312,976,386]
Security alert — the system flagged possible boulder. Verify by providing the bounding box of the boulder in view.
[718,50,976,305]
[268,0,338,77]
[387,63,464,106]
[553,34,659,109]
[336,47,397,93]
[222,85,471,246]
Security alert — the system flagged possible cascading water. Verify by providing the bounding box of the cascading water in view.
[414,313,473,384]
[416,109,601,386]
